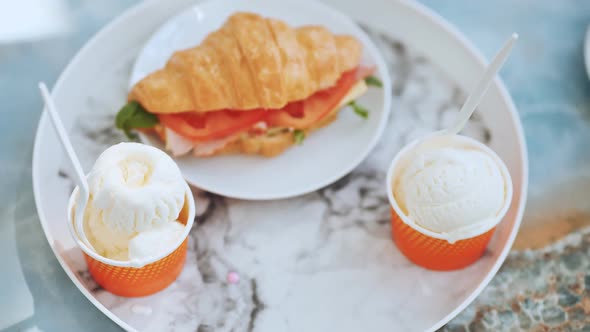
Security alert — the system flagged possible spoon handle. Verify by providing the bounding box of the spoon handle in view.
[39,83,94,251]
[38,83,89,195]
[447,33,518,135]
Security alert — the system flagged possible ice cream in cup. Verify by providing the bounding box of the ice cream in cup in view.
[67,142,195,297]
[386,134,513,271]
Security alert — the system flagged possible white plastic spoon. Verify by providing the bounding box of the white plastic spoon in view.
[441,33,518,136]
[38,82,95,251]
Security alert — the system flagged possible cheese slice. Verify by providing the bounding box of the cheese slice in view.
[337,80,368,109]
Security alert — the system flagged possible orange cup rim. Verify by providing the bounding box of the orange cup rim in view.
[67,181,195,268]
[385,134,513,242]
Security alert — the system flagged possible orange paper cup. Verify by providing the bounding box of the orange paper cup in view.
[385,134,513,271]
[390,209,496,271]
[83,238,188,297]
[68,184,195,297]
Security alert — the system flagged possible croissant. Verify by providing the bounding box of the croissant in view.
[129,12,362,114]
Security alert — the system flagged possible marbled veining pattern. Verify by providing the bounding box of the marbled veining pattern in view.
[58,29,493,332]
[4,1,590,331]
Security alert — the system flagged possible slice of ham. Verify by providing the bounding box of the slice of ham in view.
[191,134,241,157]
[164,127,241,157]
[165,128,194,156]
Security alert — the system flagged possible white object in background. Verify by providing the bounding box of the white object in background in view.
[0,0,70,43]
[585,24,590,79]
[131,0,392,200]
[38,83,94,252]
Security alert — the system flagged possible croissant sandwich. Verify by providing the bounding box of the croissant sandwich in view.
[116,12,382,157]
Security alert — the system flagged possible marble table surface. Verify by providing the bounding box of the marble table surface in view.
[2,1,590,331]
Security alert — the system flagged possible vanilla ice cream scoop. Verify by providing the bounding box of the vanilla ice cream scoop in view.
[86,142,186,235]
[79,142,189,261]
[128,221,185,260]
[392,136,511,241]
[83,198,133,260]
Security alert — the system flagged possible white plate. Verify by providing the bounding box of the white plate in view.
[32,0,528,331]
[130,0,392,200]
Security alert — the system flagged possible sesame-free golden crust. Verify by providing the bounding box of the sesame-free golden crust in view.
[129,12,362,114]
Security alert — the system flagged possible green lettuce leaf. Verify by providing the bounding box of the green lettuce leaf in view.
[115,101,158,139]
[349,100,369,119]
[364,75,383,88]
[293,129,305,144]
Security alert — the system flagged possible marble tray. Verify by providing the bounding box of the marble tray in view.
[32,0,527,331]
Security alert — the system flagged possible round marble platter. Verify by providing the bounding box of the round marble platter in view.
[32,0,528,331]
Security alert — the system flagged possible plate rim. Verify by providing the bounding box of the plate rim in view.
[129,0,393,200]
[31,0,529,331]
